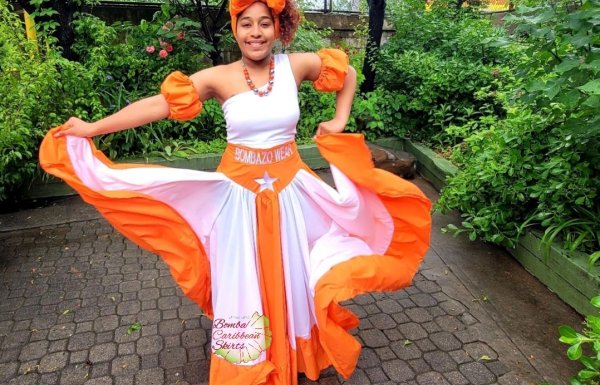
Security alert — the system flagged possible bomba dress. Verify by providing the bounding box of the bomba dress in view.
[39,51,432,385]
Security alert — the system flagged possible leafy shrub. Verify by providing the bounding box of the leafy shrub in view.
[0,0,104,201]
[437,0,600,255]
[553,296,600,385]
[372,0,517,146]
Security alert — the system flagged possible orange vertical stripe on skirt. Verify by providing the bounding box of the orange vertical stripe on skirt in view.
[256,190,295,385]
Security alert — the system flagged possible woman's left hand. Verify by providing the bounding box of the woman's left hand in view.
[314,118,346,138]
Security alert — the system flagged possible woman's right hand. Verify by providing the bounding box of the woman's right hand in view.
[54,117,96,138]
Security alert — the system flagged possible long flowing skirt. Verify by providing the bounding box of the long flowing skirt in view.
[39,130,432,385]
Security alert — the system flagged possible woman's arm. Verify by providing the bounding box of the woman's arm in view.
[316,65,356,136]
[289,52,357,136]
[55,67,218,138]
[55,94,170,138]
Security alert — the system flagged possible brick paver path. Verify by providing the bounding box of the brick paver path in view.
[0,216,517,385]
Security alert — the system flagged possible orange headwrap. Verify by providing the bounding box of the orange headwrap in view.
[230,0,285,38]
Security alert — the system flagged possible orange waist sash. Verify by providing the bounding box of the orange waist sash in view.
[217,141,310,194]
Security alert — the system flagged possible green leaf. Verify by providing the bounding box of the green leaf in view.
[589,252,600,268]
[557,90,582,108]
[569,32,593,48]
[591,295,600,308]
[567,342,583,360]
[173,150,188,158]
[559,325,578,339]
[571,377,584,385]
[586,59,600,74]
[127,322,142,335]
[583,95,600,108]
[545,79,564,100]
[577,369,598,379]
[578,79,600,95]
[526,79,546,92]
[580,355,597,371]
[554,59,580,74]
[586,315,600,333]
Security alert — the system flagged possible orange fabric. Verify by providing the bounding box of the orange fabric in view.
[255,191,293,385]
[218,134,431,382]
[209,356,276,385]
[161,71,203,121]
[230,0,285,38]
[295,327,332,380]
[216,141,305,194]
[38,127,213,317]
[311,133,432,378]
[313,49,349,92]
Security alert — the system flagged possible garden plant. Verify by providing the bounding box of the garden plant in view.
[541,296,600,385]
[436,0,599,257]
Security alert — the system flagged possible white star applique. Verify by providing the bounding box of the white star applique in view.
[255,171,278,192]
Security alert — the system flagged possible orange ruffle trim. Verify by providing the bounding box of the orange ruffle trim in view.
[311,133,432,379]
[39,127,213,318]
[313,48,349,92]
[160,71,203,121]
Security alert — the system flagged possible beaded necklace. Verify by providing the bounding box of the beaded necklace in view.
[241,55,274,97]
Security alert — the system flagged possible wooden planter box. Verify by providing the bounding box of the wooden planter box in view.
[509,232,599,315]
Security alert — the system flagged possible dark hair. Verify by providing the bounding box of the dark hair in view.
[278,0,300,46]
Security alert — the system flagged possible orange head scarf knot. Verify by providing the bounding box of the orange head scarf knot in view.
[230,0,285,38]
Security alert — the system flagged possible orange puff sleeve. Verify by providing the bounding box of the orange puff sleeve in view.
[160,71,203,121]
[313,48,349,92]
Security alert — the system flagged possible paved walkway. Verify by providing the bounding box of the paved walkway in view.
[0,173,583,385]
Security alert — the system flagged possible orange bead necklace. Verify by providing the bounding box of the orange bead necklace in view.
[242,55,274,97]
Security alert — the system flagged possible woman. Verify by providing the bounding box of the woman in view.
[40,0,432,384]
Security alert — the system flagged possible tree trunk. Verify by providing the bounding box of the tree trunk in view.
[191,0,228,66]
[360,0,386,94]
[53,0,78,61]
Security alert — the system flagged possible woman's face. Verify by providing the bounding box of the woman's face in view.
[235,2,276,63]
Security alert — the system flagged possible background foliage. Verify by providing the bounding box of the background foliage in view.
[436,0,600,255]
[0,0,103,201]
[369,0,517,146]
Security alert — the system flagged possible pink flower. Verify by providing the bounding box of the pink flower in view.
[159,40,168,48]
[166,43,173,53]
[159,49,168,59]
[177,32,185,40]
[145,45,155,53]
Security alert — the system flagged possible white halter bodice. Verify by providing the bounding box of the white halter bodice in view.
[222,54,300,149]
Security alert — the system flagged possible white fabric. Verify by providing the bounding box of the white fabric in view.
[223,55,300,149]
